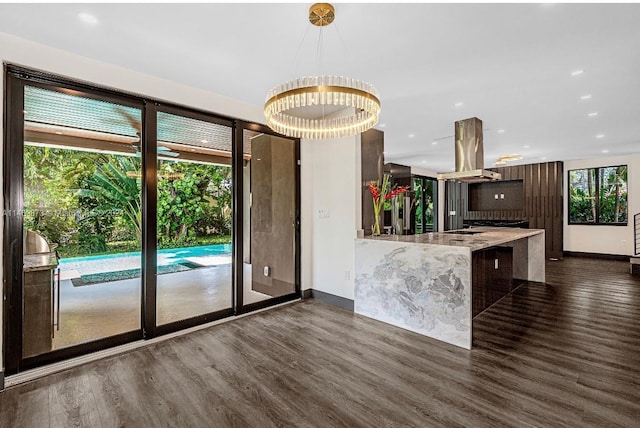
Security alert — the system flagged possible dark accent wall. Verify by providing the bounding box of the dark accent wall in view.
[361,129,384,235]
[468,180,524,211]
[445,161,564,259]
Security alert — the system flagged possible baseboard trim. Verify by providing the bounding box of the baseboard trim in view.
[0,372,4,391]
[563,251,629,261]
[310,289,354,311]
[302,289,312,300]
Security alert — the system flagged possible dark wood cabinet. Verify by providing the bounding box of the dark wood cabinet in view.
[444,180,465,231]
[445,161,564,259]
[472,247,513,318]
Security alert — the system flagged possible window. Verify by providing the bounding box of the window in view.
[568,165,628,225]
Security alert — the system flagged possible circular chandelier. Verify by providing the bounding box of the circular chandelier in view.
[264,3,381,139]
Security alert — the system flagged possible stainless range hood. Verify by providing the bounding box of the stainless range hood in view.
[437,117,501,182]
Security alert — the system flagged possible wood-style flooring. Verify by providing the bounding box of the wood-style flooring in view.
[2,256,639,427]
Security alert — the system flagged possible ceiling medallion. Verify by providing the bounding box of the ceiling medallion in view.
[264,3,381,139]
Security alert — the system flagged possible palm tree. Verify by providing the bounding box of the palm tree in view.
[78,156,142,242]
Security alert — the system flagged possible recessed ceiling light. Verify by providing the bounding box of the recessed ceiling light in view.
[432,141,438,145]
[55,131,62,135]
[601,149,609,154]
[200,139,209,143]
[421,160,427,164]
[78,12,98,25]
[571,70,584,77]
[596,134,605,139]
[379,123,386,128]
[454,102,463,107]
[580,94,592,100]
[540,157,547,160]
[408,133,415,138]
[523,145,530,149]
[497,129,505,134]
[588,112,598,117]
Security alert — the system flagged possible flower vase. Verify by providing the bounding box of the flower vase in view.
[372,204,382,236]
[372,218,381,236]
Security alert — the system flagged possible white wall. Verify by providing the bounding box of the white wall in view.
[564,154,640,256]
[300,109,360,300]
[0,32,266,372]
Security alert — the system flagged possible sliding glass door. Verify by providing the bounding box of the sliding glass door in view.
[413,176,438,234]
[4,77,145,371]
[3,67,300,374]
[155,110,234,328]
[239,126,299,311]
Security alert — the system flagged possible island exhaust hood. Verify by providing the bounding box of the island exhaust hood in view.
[437,117,501,182]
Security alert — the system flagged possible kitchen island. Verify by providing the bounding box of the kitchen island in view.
[354,227,544,350]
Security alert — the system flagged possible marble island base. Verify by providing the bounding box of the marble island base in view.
[354,228,545,349]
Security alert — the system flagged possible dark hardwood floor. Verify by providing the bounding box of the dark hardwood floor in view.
[2,256,639,427]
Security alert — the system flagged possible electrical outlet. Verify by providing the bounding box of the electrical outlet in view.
[449,210,456,216]
[494,194,498,199]
[500,193,505,199]
[263,266,270,277]
[318,209,330,218]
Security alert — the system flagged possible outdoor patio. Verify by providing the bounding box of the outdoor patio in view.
[53,256,268,350]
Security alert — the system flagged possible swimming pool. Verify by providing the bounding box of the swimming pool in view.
[60,243,232,277]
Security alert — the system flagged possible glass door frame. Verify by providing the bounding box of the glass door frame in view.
[151,103,236,337]
[412,175,438,234]
[3,65,301,374]
[3,67,147,373]
[234,121,301,315]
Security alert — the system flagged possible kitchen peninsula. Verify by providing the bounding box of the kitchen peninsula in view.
[354,227,545,349]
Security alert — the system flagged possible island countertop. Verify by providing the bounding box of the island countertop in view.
[360,227,544,251]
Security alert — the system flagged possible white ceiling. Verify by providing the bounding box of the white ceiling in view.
[1,3,639,173]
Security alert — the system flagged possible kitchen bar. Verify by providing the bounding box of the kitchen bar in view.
[354,227,545,349]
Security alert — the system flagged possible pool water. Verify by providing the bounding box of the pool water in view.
[61,243,232,263]
[59,243,232,278]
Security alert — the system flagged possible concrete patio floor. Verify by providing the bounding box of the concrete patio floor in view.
[51,264,271,350]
